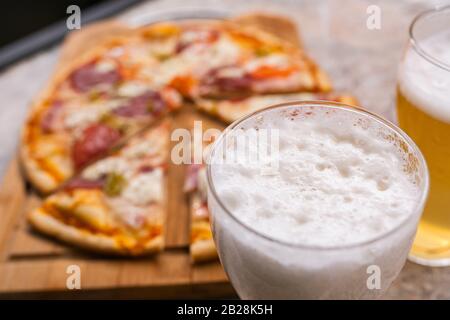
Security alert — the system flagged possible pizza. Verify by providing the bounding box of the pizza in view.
[21,36,182,193]
[137,21,331,99]
[27,121,169,255]
[21,20,335,193]
[182,136,218,263]
[21,16,359,261]
[184,162,217,263]
[194,92,358,123]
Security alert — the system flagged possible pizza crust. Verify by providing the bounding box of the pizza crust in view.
[28,208,164,256]
[191,238,218,263]
[188,190,218,263]
[195,93,359,124]
[19,150,60,194]
[232,12,303,48]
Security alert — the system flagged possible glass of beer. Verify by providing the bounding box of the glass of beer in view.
[207,101,428,299]
[397,6,450,266]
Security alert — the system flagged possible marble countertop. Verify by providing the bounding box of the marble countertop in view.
[0,0,449,299]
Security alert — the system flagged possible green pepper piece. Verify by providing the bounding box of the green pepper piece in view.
[104,172,127,197]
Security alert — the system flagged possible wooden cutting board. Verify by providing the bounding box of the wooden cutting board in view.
[0,13,300,299]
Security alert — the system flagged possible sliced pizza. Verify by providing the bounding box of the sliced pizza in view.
[194,92,358,123]
[28,121,169,255]
[184,163,217,263]
[138,21,331,99]
[22,15,358,261]
[183,135,218,264]
[21,36,182,193]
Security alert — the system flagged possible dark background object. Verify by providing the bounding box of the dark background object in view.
[0,0,143,70]
[1,1,104,48]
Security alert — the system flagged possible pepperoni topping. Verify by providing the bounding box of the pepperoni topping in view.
[113,91,165,118]
[217,75,252,92]
[40,101,62,133]
[139,165,155,173]
[200,67,252,96]
[64,177,105,191]
[72,124,121,170]
[70,61,121,92]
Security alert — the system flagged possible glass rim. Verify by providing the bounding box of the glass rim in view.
[206,101,430,251]
[409,5,450,72]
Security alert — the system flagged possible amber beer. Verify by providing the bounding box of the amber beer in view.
[397,6,450,266]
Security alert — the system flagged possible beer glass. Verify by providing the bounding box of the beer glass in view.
[397,6,450,266]
[207,101,429,299]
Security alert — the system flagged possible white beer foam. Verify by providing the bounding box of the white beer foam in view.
[210,106,420,247]
[398,31,450,123]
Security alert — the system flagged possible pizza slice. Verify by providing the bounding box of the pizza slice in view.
[53,35,166,102]
[194,92,358,123]
[194,50,331,99]
[21,37,182,193]
[138,21,331,99]
[27,121,169,255]
[184,163,218,263]
[182,135,219,264]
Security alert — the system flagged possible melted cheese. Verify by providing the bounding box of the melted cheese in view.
[153,35,242,86]
[148,38,177,58]
[106,197,149,229]
[82,157,132,180]
[205,36,241,70]
[216,67,245,78]
[117,81,148,97]
[245,54,291,72]
[124,139,158,159]
[64,100,122,129]
[95,59,117,73]
[106,46,125,58]
[64,104,108,129]
[122,168,164,206]
[154,56,195,85]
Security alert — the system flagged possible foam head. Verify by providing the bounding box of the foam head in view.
[399,31,450,123]
[209,103,424,248]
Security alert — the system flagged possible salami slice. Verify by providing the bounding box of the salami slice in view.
[72,123,121,170]
[138,165,155,173]
[200,66,252,96]
[113,91,165,117]
[64,177,105,191]
[40,101,63,133]
[70,61,121,92]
